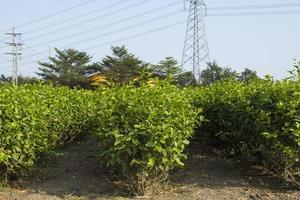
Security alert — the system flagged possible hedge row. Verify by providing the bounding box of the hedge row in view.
[94,82,200,195]
[0,80,299,194]
[0,82,201,195]
[0,84,98,178]
[191,79,300,181]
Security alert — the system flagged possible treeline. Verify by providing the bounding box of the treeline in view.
[1,46,259,87]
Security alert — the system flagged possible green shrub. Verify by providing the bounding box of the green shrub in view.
[0,84,97,178]
[191,81,253,153]
[248,80,300,180]
[2,77,298,191]
[192,79,300,181]
[94,82,201,195]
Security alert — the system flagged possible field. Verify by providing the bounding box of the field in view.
[0,136,299,200]
[0,79,299,199]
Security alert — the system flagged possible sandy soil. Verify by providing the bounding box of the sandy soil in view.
[0,136,299,200]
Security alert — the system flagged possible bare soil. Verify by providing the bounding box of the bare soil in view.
[0,136,299,200]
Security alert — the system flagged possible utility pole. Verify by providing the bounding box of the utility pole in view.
[5,27,22,86]
[181,0,210,82]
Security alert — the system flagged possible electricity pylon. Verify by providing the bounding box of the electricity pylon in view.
[181,0,210,82]
[5,27,22,86]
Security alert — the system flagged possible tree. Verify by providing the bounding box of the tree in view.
[200,61,237,85]
[287,60,300,81]
[100,46,146,84]
[0,75,39,85]
[0,74,11,83]
[238,68,259,82]
[175,71,196,87]
[152,57,197,87]
[153,57,181,78]
[37,48,101,88]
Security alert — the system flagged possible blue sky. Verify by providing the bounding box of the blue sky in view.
[0,0,299,79]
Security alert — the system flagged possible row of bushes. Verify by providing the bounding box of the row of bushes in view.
[0,79,299,194]
[191,79,300,181]
[0,84,98,178]
[94,83,200,195]
[0,82,201,195]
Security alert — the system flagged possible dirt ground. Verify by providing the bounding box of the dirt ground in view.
[0,136,299,200]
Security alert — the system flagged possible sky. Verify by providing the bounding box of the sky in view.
[0,0,299,79]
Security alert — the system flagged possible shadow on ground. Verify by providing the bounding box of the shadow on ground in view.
[172,141,297,191]
[3,136,299,200]
[10,136,129,199]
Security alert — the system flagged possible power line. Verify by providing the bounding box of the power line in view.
[0,1,298,43]
[208,2,300,11]
[1,1,298,35]
[24,1,181,49]
[16,20,187,70]
[5,28,23,85]
[0,0,150,47]
[0,0,99,33]
[1,2,297,44]
[6,1,298,46]
[15,9,182,62]
[23,44,49,59]
[56,10,181,47]
[20,60,40,67]
[1,8,297,66]
[207,10,300,17]
[21,0,128,36]
[1,45,48,64]
[1,2,299,69]
[0,0,101,43]
[10,8,300,73]
[22,0,151,43]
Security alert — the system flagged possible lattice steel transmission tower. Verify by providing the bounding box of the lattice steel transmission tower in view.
[181,0,210,82]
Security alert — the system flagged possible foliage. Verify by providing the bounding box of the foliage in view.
[100,46,147,84]
[0,75,11,84]
[152,57,181,78]
[251,80,300,180]
[94,81,201,195]
[191,79,300,181]
[37,48,101,88]
[238,68,259,83]
[88,74,110,87]
[151,57,196,87]
[287,60,300,81]
[0,84,98,178]
[1,66,300,193]
[0,75,40,85]
[175,71,197,87]
[199,61,238,85]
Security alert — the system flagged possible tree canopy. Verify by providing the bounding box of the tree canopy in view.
[0,74,39,85]
[152,57,181,78]
[37,48,101,88]
[34,46,263,88]
[238,68,259,82]
[200,61,237,85]
[100,46,147,84]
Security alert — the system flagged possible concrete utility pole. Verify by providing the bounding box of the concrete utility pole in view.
[5,27,22,86]
[181,0,210,82]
